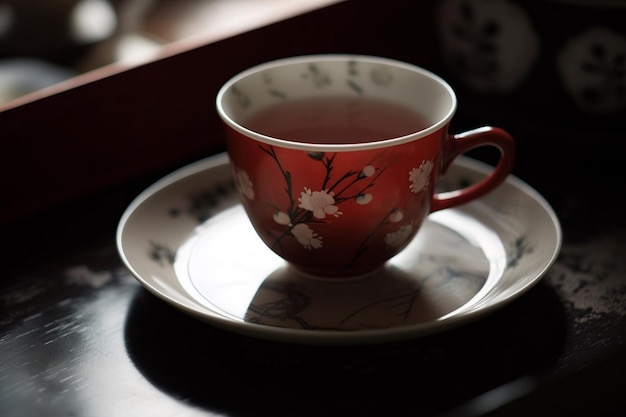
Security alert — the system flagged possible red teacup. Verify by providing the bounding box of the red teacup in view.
[217,55,515,279]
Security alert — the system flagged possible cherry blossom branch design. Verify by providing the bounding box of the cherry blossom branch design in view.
[233,145,433,261]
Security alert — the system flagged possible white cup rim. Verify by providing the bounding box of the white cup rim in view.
[216,54,458,152]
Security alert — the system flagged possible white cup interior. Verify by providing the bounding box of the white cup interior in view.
[216,55,457,150]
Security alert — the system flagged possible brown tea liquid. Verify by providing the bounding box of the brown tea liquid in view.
[244,96,430,144]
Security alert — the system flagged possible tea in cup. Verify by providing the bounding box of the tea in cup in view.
[216,55,515,279]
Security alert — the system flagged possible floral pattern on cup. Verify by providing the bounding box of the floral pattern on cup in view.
[234,60,398,110]
[556,26,626,114]
[409,160,434,194]
[234,168,254,200]
[232,145,432,266]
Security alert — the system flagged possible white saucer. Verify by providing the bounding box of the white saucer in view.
[116,153,561,345]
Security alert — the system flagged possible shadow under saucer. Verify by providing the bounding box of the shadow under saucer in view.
[123,279,567,417]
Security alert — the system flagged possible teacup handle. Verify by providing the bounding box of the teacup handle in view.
[431,126,516,212]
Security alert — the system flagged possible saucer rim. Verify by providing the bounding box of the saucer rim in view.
[116,152,562,345]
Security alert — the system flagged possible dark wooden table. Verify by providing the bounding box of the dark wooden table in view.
[2,143,626,417]
[1,2,625,416]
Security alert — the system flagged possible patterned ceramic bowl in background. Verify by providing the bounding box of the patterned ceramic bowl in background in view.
[435,0,625,137]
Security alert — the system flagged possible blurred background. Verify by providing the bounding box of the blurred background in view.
[0,0,337,104]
